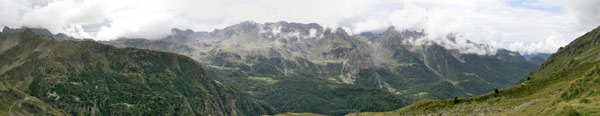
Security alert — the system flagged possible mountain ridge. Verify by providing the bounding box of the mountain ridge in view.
[0,29,275,115]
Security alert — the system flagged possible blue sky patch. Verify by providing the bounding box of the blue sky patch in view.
[506,0,562,13]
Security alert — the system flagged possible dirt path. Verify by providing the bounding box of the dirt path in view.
[8,96,29,116]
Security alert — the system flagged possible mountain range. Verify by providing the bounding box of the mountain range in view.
[1,21,569,115]
[105,21,539,115]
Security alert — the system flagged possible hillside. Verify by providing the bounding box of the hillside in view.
[351,26,600,115]
[106,21,537,115]
[0,29,274,115]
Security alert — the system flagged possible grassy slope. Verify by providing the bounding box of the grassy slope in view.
[0,82,66,116]
[350,26,600,116]
[270,112,327,116]
[207,67,408,116]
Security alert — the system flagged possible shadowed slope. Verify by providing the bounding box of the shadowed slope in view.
[0,29,275,115]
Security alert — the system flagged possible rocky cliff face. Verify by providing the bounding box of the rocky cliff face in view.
[0,29,274,116]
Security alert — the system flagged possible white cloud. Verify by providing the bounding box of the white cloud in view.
[0,0,30,30]
[0,0,599,54]
[507,38,569,55]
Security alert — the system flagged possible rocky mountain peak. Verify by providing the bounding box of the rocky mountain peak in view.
[3,26,53,36]
[2,26,10,33]
[383,26,396,34]
[171,28,195,35]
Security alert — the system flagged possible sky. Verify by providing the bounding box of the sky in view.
[0,0,599,54]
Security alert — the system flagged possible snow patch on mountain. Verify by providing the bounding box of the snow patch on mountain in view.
[308,28,318,38]
[402,33,498,56]
[259,24,323,40]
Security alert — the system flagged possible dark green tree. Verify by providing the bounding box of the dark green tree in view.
[494,88,500,97]
[453,97,459,104]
